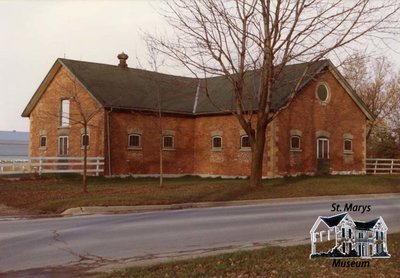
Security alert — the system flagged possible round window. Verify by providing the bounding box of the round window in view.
[317,84,328,102]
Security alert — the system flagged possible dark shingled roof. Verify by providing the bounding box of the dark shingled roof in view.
[59,59,198,114]
[58,58,329,114]
[321,213,348,227]
[354,219,380,231]
[22,57,375,120]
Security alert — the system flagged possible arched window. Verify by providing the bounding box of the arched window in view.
[343,133,353,154]
[344,139,352,152]
[81,134,90,147]
[39,135,47,149]
[240,135,251,149]
[212,136,222,150]
[290,135,301,151]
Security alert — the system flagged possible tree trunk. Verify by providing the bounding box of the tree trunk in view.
[83,126,88,193]
[249,125,267,188]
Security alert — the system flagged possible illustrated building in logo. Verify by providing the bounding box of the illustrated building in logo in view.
[310,212,390,258]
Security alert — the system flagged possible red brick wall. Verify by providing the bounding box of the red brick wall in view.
[29,67,105,161]
[275,70,367,176]
[107,111,195,175]
[28,65,367,177]
[193,115,270,177]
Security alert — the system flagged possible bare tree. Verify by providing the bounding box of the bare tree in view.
[147,0,399,187]
[38,70,103,193]
[342,52,400,139]
[146,42,166,187]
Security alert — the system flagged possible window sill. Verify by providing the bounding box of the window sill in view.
[211,148,223,152]
[39,147,47,151]
[81,146,90,150]
[290,149,302,152]
[162,148,176,151]
[240,147,251,152]
[344,151,354,155]
[128,147,142,151]
[58,126,70,129]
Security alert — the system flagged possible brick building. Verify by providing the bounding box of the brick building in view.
[22,54,374,177]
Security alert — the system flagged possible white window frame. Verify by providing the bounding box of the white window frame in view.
[128,134,141,149]
[162,135,175,150]
[211,136,222,150]
[58,136,68,156]
[316,83,330,104]
[60,99,70,127]
[317,137,329,159]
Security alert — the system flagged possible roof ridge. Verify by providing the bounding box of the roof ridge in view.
[58,58,197,81]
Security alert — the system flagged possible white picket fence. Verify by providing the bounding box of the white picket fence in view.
[366,158,400,174]
[0,157,104,176]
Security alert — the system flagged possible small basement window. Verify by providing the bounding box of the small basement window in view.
[344,139,352,153]
[128,134,141,149]
[240,135,251,149]
[163,135,175,149]
[39,136,47,149]
[212,136,222,150]
[81,134,90,147]
[290,135,301,151]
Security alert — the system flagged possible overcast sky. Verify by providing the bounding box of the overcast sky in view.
[0,0,166,132]
[1,0,400,132]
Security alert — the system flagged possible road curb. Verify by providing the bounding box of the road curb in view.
[60,193,400,216]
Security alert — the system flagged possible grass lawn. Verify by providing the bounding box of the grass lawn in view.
[100,233,400,278]
[0,174,399,214]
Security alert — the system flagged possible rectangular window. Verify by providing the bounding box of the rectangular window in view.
[342,228,345,238]
[317,137,329,159]
[39,136,47,148]
[163,135,174,149]
[212,136,222,150]
[344,139,352,152]
[342,242,346,253]
[58,136,68,156]
[60,99,70,127]
[240,135,251,149]
[348,229,352,238]
[359,232,363,239]
[290,136,301,150]
[81,134,90,147]
[128,134,141,148]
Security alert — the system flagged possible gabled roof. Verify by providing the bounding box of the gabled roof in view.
[310,212,354,233]
[21,58,375,121]
[354,218,380,231]
[321,212,349,227]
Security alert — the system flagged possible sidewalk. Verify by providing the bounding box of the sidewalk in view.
[61,192,400,216]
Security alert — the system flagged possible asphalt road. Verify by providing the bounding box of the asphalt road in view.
[0,195,399,275]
